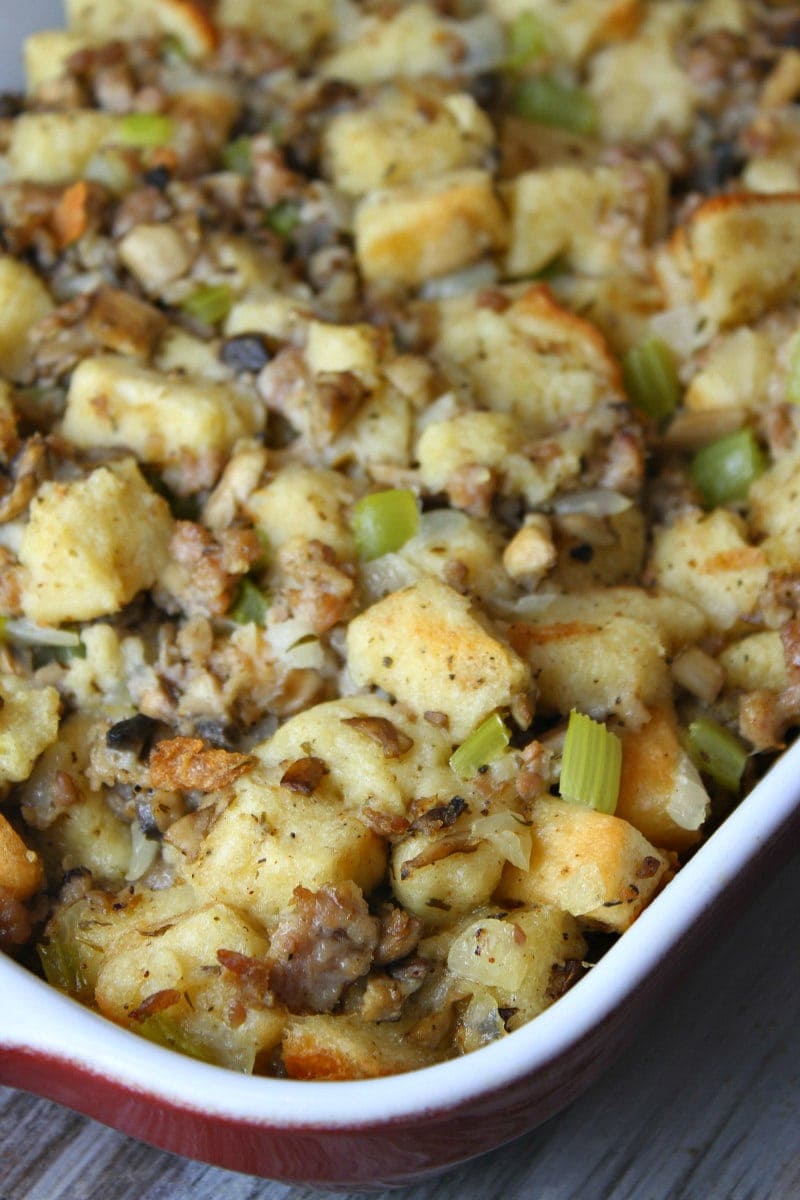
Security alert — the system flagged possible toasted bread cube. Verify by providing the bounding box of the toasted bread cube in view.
[434,286,624,434]
[661,195,800,331]
[35,791,133,888]
[443,905,586,1026]
[355,169,508,286]
[488,0,641,64]
[282,1014,435,1080]
[0,257,54,381]
[8,111,119,184]
[517,586,708,655]
[320,3,481,85]
[685,326,777,412]
[650,510,769,633]
[587,4,695,142]
[323,89,494,195]
[95,903,285,1072]
[503,162,667,279]
[748,447,800,571]
[719,631,788,693]
[217,0,333,55]
[19,458,173,625]
[65,0,217,57]
[416,410,579,507]
[245,466,355,559]
[188,766,387,925]
[23,30,93,92]
[392,830,506,927]
[255,695,454,821]
[508,615,670,726]
[498,797,670,932]
[346,577,531,741]
[0,675,60,786]
[0,813,44,900]
[62,355,262,467]
[305,320,384,384]
[616,705,710,851]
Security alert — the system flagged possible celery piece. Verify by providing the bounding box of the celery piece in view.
[506,12,549,68]
[787,335,800,405]
[118,112,174,148]
[559,710,622,814]
[138,1013,218,1065]
[450,713,511,779]
[180,283,233,326]
[265,200,300,239]
[221,136,251,175]
[511,76,598,135]
[687,717,747,793]
[351,488,419,560]
[690,428,766,507]
[623,336,680,424]
[230,578,269,626]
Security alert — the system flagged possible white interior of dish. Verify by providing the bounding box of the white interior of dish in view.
[2,0,799,1131]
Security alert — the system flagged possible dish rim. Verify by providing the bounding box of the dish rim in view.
[3,735,799,1130]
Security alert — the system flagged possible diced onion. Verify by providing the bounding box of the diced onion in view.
[420,260,498,301]
[1,619,82,648]
[447,916,529,990]
[125,823,160,882]
[470,810,532,871]
[551,489,632,517]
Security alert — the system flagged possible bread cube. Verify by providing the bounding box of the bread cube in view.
[508,614,670,726]
[0,257,53,381]
[748,447,800,571]
[245,466,355,559]
[587,4,695,142]
[255,695,454,821]
[19,458,173,625]
[188,766,387,925]
[719,631,788,693]
[0,675,60,786]
[323,88,494,195]
[616,705,710,851]
[685,326,777,412]
[62,355,262,467]
[355,169,508,286]
[650,510,769,633]
[8,111,119,184]
[660,195,800,332]
[95,902,285,1073]
[320,3,472,85]
[23,30,92,92]
[498,796,670,932]
[305,320,384,385]
[434,286,624,434]
[517,586,708,655]
[392,830,506,926]
[65,0,217,57]
[216,0,333,55]
[0,813,44,900]
[503,162,667,279]
[346,577,531,741]
[282,1014,435,1080]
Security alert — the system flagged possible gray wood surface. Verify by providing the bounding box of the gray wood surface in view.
[1,850,798,1200]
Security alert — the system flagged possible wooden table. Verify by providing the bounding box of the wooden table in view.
[2,851,798,1200]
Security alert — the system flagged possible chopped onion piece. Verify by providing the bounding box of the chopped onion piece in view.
[470,810,532,870]
[551,489,632,517]
[420,260,498,301]
[450,713,511,779]
[449,13,506,74]
[559,710,621,814]
[447,916,528,990]
[2,619,82,648]
[125,823,160,882]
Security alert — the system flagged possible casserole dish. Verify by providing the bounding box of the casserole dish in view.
[1,1,800,1188]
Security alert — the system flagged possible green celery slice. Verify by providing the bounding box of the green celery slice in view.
[118,112,174,147]
[511,75,597,135]
[559,710,622,814]
[351,488,419,561]
[690,428,766,507]
[686,717,747,793]
[506,12,549,68]
[623,336,680,424]
[180,283,233,326]
[229,578,269,626]
[221,136,251,175]
[450,713,511,779]
[265,200,301,239]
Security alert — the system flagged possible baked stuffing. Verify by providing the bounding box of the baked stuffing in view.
[0,0,799,1078]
